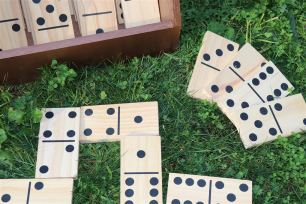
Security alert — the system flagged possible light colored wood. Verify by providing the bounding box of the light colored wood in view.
[115,0,124,24]
[80,102,159,143]
[167,173,252,204]
[187,31,239,99]
[217,61,294,115]
[121,0,161,28]
[0,0,27,51]
[26,0,75,44]
[227,94,306,149]
[35,108,80,179]
[0,178,73,203]
[207,43,267,101]
[20,0,33,32]
[73,0,118,36]
[121,136,162,204]
[69,0,74,15]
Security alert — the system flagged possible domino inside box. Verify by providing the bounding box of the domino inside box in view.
[0,0,181,84]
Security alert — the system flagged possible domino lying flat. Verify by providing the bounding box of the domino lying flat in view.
[73,0,118,36]
[216,61,294,114]
[227,94,306,149]
[187,31,239,99]
[167,173,252,204]
[80,102,159,143]
[0,0,27,51]
[0,179,73,203]
[121,136,162,204]
[36,108,80,178]
[206,43,267,101]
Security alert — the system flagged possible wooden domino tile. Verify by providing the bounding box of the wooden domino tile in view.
[121,0,161,28]
[115,0,125,24]
[121,136,162,204]
[26,0,75,44]
[35,108,80,178]
[187,31,240,99]
[167,173,252,204]
[79,102,159,143]
[0,179,73,203]
[73,0,118,36]
[216,61,294,114]
[207,43,267,101]
[0,0,28,51]
[227,94,306,149]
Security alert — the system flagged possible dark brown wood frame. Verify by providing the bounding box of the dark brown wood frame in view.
[0,0,181,84]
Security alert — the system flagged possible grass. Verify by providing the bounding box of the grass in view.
[0,0,305,203]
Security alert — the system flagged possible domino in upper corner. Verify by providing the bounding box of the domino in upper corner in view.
[167,173,252,204]
[35,108,80,178]
[226,94,306,148]
[121,135,163,204]
[187,31,240,99]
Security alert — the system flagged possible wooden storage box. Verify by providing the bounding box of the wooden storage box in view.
[0,0,181,84]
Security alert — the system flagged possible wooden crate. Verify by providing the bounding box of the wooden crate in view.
[0,0,181,84]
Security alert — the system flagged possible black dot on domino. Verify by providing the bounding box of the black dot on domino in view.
[274,89,281,97]
[171,199,180,204]
[68,111,77,118]
[233,61,241,69]
[274,103,282,111]
[281,83,289,91]
[266,66,274,74]
[227,44,234,51]
[67,130,75,137]
[303,118,306,125]
[137,150,146,158]
[121,13,124,19]
[36,17,45,26]
[149,200,158,204]
[125,178,134,186]
[45,111,54,119]
[173,177,182,185]
[239,183,249,192]
[241,102,249,108]
[197,179,206,187]
[150,188,158,197]
[84,128,92,136]
[150,177,159,186]
[1,194,11,202]
[259,72,267,80]
[65,145,74,152]
[196,202,204,204]
[227,193,236,202]
[134,116,143,123]
[96,28,104,34]
[34,182,44,190]
[85,109,93,116]
[33,0,41,3]
[107,108,115,115]
[215,181,224,189]
[125,201,133,204]
[269,128,277,136]
[211,85,219,93]
[226,99,235,107]
[125,189,134,197]
[59,14,68,22]
[0,49,2,51]
[43,130,52,138]
[261,62,266,67]
[254,120,263,128]
[226,85,233,93]
[184,201,192,204]
[252,78,260,86]
[12,24,21,32]
[240,113,248,121]
[267,95,274,102]
[46,4,54,13]
[249,133,257,141]
[39,165,49,174]
[260,107,268,115]
[216,49,223,56]
[185,178,194,186]
[106,128,115,135]
[203,53,210,61]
